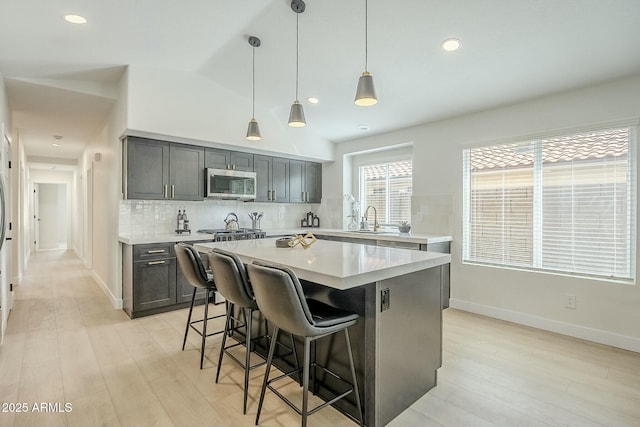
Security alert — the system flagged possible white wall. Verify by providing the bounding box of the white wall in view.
[0,74,10,342]
[126,65,335,161]
[79,69,127,309]
[326,74,640,352]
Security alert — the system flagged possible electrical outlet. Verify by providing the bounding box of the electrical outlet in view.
[381,288,390,311]
[566,293,576,309]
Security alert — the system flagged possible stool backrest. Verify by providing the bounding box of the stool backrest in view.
[175,243,210,289]
[246,262,316,337]
[207,249,254,308]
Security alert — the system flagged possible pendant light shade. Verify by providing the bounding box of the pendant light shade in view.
[355,71,378,106]
[246,118,261,140]
[288,100,306,127]
[354,0,378,106]
[288,0,306,127]
[246,36,262,141]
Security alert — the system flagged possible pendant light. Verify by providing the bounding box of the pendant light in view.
[246,36,262,141]
[354,0,378,106]
[288,0,306,127]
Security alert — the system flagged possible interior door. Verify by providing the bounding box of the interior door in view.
[36,183,68,251]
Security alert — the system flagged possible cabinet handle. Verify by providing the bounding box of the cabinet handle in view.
[273,190,277,201]
[147,260,166,265]
[163,184,168,198]
[267,190,272,201]
[171,185,175,199]
[147,249,166,254]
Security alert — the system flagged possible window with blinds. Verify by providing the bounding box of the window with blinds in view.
[463,127,635,281]
[360,160,412,224]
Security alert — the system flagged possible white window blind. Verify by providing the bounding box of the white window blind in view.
[360,160,412,224]
[463,127,635,281]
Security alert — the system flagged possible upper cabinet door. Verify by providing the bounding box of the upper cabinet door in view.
[204,148,231,169]
[169,144,205,201]
[305,162,322,203]
[271,157,290,202]
[230,152,254,171]
[289,159,305,203]
[205,148,254,171]
[126,137,170,200]
[253,155,272,202]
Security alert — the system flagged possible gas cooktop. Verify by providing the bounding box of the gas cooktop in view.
[196,228,266,241]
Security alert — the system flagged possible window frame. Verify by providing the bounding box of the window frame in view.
[357,157,413,226]
[462,125,637,284]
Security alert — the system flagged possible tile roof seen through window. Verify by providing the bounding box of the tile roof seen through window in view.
[363,160,413,180]
[470,128,629,171]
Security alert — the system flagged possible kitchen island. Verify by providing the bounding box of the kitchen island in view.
[194,237,450,426]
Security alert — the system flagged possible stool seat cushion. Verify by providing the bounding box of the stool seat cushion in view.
[306,298,358,328]
[247,262,359,338]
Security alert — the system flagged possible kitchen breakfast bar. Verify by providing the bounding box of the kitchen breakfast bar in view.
[194,237,451,426]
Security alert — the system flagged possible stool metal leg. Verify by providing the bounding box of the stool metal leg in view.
[200,289,210,369]
[302,337,311,427]
[345,328,364,426]
[243,307,253,414]
[215,301,233,383]
[182,287,197,351]
[256,326,279,425]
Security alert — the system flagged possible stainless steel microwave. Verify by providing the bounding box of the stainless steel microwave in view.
[206,168,257,200]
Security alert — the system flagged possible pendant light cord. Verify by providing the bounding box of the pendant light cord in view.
[295,13,300,101]
[364,0,368,72]
[252,46,256,118]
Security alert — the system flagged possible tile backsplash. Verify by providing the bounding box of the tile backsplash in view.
[119,199,323,235]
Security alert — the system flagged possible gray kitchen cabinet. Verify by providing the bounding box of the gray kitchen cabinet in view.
[205,148,254,171]
[170,144,205,200]
[124,136,204,201]
[123,240,213,318]
[254,155,289,202]
[420,241,451,308]
[125,243,177,317]
[289,160,322,203]
[125,137,170,200]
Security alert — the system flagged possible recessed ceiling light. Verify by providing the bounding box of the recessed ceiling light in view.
[358,124,370,131]
[307,97,319,104]
[64,14,87,24]
[442,38,461,52]
[51,143,61,147]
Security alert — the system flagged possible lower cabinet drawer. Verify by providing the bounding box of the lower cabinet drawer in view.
[132,257,177,311]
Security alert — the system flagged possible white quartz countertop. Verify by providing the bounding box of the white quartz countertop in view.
[118,233,217,245]
[293,228,452,244]
[193,237,450,290]
[118,228,452,246]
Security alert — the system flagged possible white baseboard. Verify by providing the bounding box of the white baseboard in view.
[449,298,640,353]
[91,271,123,310]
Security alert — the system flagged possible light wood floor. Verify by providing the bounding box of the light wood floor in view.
[1,250,639,427]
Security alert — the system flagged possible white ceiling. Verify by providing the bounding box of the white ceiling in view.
[2,0,640,163]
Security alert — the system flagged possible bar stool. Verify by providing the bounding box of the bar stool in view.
[246,262,363,427]
[207,248,298,414]
[174,243,226,369]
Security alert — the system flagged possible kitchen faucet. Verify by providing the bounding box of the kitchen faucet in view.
[364,205,380,232]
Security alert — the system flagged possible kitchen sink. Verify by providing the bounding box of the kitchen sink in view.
[353,230,396,234]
